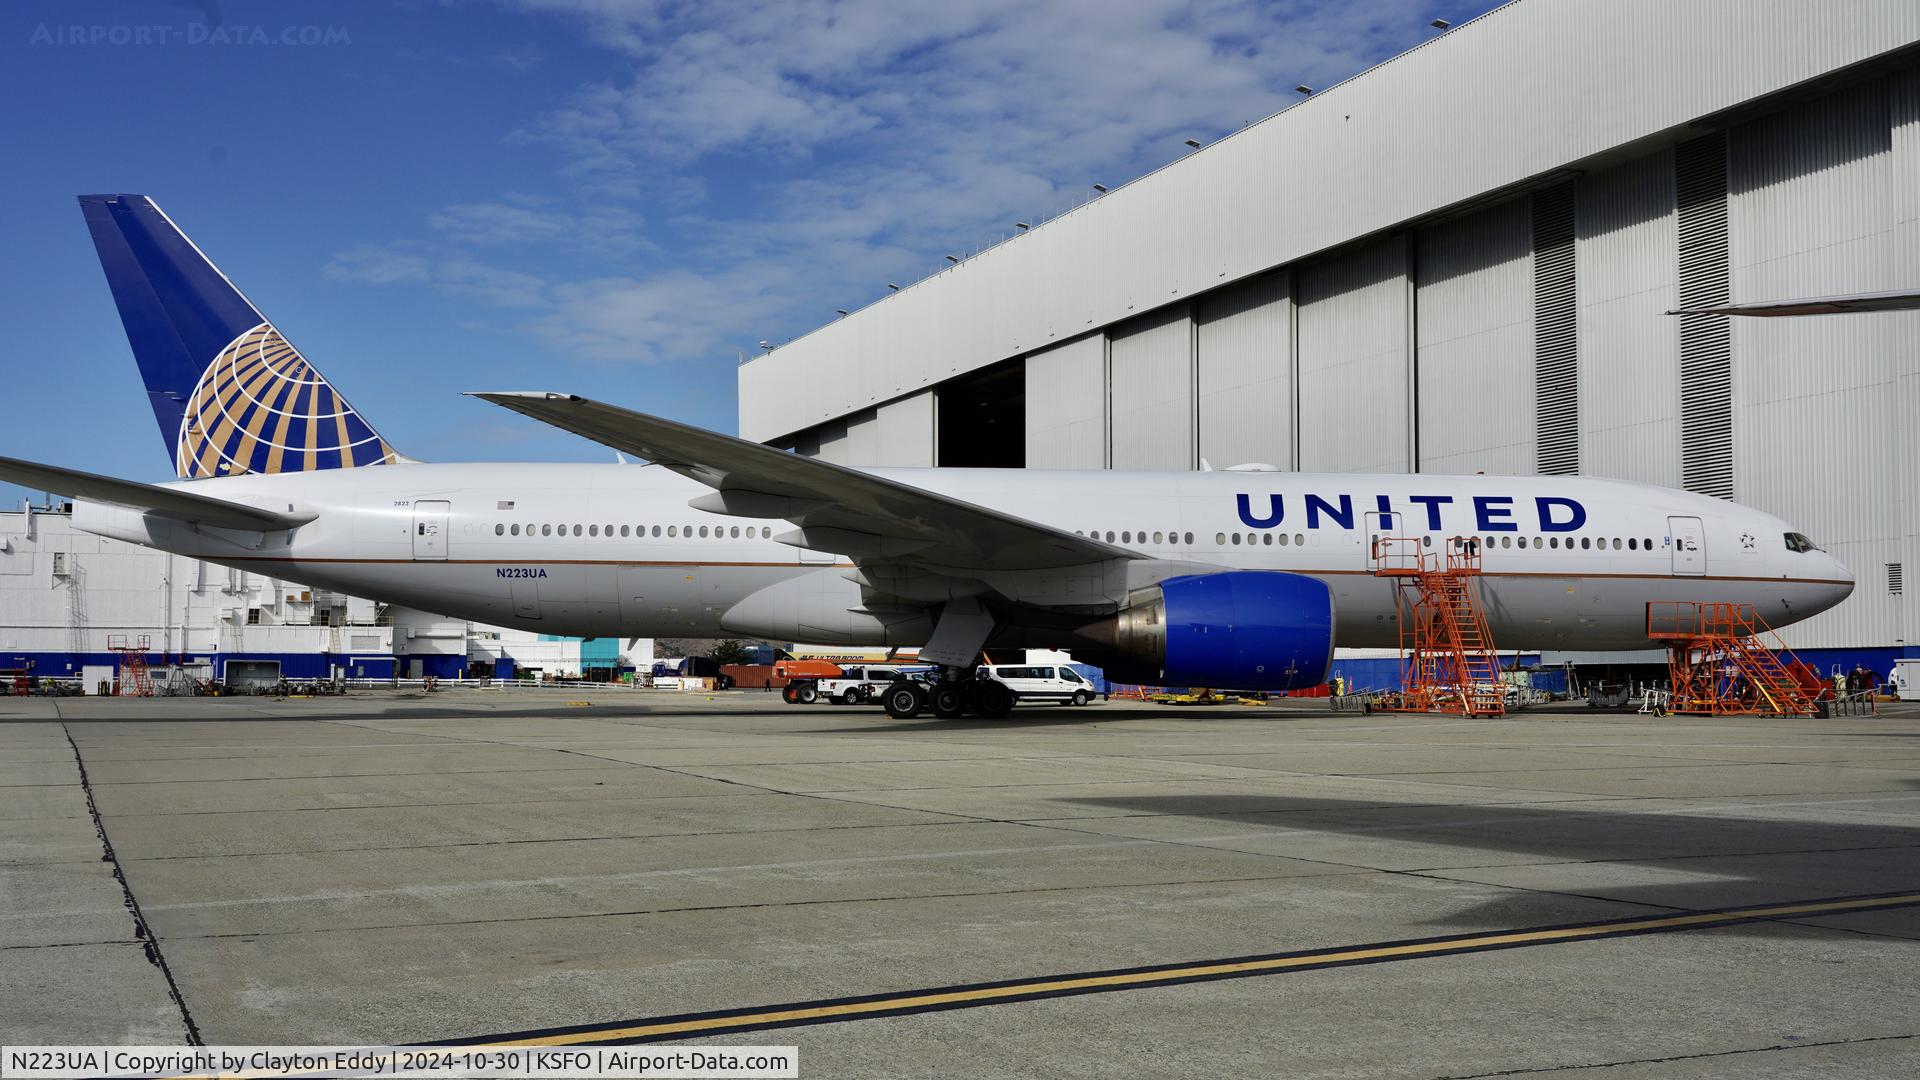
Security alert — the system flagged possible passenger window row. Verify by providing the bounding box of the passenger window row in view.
[1216,532,1309,546]
[1372,533,1658,552]
[1448,534,1655,551]
[1065,529,1663,552]
[1075,530,1199,545]
[492,522,776,540]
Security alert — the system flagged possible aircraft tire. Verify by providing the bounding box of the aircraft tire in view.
[883,682,927,719]
[977,681,1015,719]
[932,683,967,719]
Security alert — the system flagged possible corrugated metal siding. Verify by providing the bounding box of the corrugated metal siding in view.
[874,391,936,466]
[1024,335,1108,469]
[1413,199,1535,476]
[1531,184,1579,475]
[1730,78,1911,649]
[741,1,1920,442]
[1676,132,1734,500]
[1895,67,1920,653]
[1196,273,1293,469]
[1298,237,1411,473]
[1108,306,1194,470]
[1577,151,1680,487]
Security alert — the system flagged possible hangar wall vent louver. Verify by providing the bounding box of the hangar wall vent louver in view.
[1532,182,1579,476]
[1675,132,1734,501]
[1889,563,1903,597]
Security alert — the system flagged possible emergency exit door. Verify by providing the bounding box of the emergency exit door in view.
[413,501,450,560]
[1668,515,1705,576]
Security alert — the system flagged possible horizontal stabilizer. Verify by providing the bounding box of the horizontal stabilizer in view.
[0,455,314,531]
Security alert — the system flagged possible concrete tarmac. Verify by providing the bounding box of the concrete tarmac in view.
[3,689,1918,1077]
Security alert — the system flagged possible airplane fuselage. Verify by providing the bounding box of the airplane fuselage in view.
[72,463,1853,653]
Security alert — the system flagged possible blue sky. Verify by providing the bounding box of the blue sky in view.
[0,0,1505,500]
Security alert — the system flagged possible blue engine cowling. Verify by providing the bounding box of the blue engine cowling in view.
[1084,571,1335,691]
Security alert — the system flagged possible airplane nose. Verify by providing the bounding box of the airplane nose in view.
[1817,553,1856,614]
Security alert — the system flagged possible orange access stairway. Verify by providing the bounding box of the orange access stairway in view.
[108,634,155,698]
[1646,602,1820,716]
[1373,538,1506,717]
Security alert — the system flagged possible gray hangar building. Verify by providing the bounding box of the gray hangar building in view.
[736,0,1920,673]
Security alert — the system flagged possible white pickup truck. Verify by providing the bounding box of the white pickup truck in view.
[814,665,931,705]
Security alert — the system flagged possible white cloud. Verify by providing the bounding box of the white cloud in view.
[324,244,430,285]
[335,0,1476,368]
[325,244,549,309]
[427,200,649,256]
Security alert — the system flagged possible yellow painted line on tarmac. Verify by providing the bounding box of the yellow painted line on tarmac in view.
[458,890,1920,1046]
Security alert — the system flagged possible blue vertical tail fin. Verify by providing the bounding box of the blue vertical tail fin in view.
[78,194,402,478]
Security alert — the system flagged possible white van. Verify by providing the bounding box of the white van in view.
[976,664,1097,706]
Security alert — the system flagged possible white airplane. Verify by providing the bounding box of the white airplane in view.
[0,195,1854,717]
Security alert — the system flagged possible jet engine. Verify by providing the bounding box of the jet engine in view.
[1079,571,1334,691]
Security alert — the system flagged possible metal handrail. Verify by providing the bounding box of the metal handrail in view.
[1830,689,1879,717]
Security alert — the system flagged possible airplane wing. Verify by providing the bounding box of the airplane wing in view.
[469,392,1135,572]
[0,455,314,531]
[1667,288,1920,317]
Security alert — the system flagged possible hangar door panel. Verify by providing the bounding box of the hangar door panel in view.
[1297,237,1411,473]
[1730,79,1907,647]
[874,391,936,467]
[1197,273,1292,470]
[1109,305,1193,471]
[1024,335,1107,469]
[1415,199,1535,475]
[1578,151,1680,487]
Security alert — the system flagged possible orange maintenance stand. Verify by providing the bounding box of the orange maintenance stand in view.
[1373,537,1506,717]
[1646,602,1820,716]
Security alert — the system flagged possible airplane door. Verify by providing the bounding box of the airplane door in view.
[413,501,450,561]
[1668,515,1705,576]
[1364,511,1403,571]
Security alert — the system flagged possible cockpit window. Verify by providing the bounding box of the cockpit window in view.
[1784,532,1818,553]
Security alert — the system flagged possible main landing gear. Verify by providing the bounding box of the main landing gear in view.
[887,598,1011,720]
[882,670,1015,720]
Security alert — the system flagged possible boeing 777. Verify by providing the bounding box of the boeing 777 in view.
[0,195,1854,717]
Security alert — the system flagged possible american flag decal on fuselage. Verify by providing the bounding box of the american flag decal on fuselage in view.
[176,322,396,478]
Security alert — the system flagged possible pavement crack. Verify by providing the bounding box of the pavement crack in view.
[1425,1031,1919,1078]
[60,720,204,1045]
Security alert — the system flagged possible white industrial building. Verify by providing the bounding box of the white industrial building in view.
[740,0,1920,674]
[0,504,649,688]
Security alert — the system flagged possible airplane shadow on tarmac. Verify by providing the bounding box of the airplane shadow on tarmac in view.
[1064,782,1920,936]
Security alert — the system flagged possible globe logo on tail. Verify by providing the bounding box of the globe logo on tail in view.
[175,323,395,478]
